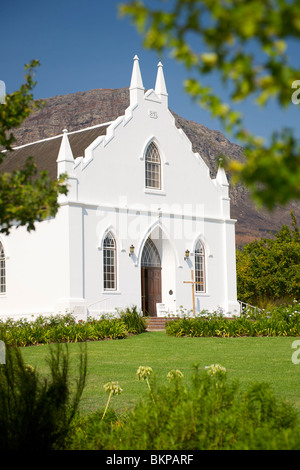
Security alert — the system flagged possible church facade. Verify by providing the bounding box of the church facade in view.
[0,56,240,320]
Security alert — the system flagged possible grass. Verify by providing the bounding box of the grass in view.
[20,331,300,415]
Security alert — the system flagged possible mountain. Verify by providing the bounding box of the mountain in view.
[10,87,300,246]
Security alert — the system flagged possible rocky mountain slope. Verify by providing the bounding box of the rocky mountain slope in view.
[11,87,300,246]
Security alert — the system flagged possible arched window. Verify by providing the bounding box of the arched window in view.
[141,238,161,267]
[103,232,116,290]
[195,240,205,293]
[145,142,161,189]
[0,242,6,294]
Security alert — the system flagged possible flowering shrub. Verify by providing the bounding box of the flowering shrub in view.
[0,307,146,347]
[137,365,154,401]
[136,366,153,380]
[102,381,123,420]
[166,369,184,382]
[166,302,300,337]
[205,364,226,377]
[69,363,300,450]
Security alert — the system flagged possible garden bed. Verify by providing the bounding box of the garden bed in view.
[165,303,300,337]
[0,307,147,347]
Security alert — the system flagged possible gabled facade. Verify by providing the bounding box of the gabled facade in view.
[0,56,240,320]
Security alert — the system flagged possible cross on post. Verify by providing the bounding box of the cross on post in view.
[183,269,203,316]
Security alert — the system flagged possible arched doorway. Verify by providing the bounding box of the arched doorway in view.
[141,238,162,316]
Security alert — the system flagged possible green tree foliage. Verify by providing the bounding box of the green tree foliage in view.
[236,211,300,304]
[120,0,300,209]
[0,60,67,235]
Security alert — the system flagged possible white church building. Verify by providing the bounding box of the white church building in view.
[0,56,240,320]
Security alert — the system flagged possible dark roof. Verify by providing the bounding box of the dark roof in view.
[0,124,110,180]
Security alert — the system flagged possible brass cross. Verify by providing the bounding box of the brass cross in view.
[183,269,203,316]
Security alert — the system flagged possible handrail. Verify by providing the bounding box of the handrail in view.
[238,300,261,314]
[88,298,111,308]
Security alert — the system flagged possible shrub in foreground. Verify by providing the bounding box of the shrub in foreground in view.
[0,344,87,450]
[68,365,300,450]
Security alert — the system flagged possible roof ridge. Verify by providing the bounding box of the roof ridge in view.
[8,121,113,151]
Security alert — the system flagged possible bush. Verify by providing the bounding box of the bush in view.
[0,308,146,347]
[118,305,147,334]
[165,303,300,337]
[68,408,120,451]
[69,364,300,450]
[236,211,300,305]
[0,343,87,450]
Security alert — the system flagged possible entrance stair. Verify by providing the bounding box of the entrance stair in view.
[145,317,178,331]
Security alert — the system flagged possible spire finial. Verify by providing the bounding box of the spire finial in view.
[56,128,74,164]
[216,163,229,185]
[130,54,144,91]
[129,54,145,105]
[155,61,168,105]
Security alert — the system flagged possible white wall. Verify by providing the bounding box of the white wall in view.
[0,207,70,319]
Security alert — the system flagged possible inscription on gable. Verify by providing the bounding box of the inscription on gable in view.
[148,110,158,119]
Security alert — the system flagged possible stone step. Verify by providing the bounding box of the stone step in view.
[145,317,177,331]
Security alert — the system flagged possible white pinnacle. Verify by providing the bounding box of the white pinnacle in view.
[130,55,144,90]
[216,165,229,187]
[155,61,168,96]
[56,129,74,163]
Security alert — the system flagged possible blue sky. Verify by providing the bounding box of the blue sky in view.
[2,0,299,144]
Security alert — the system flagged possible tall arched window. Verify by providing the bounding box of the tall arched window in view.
[145,142,161,189]
[195,240,205,293]
[0,242,6,294]
[103,232,116,290]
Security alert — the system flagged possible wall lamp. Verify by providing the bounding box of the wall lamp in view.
[184,249,190,261]
[129,244,135,257]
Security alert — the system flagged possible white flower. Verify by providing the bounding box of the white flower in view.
[103,381,123,396]
[167,369,184,382]
[136,366,153,381]
[205,364,226,376]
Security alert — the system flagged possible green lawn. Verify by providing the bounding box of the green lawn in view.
[20,331,300,415]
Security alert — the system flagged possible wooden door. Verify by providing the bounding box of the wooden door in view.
[141,267,162,316]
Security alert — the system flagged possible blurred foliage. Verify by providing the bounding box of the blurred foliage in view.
[120,0,300,209]
[0,344,87,450]
[0,60,67,234]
